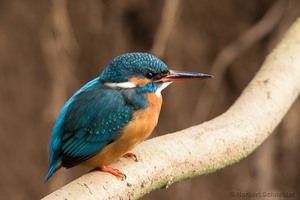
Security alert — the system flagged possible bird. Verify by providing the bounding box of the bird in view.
[44,52,212,183]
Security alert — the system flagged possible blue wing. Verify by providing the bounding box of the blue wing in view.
[45,78,146,182]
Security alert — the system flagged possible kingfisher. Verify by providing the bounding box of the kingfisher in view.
[44,52,212,183]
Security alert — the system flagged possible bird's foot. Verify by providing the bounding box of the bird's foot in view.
[123,152,138,162]
[100,165,126,180]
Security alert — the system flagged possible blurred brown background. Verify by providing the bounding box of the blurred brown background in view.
[1,0,300,199]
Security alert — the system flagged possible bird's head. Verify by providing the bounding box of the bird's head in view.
[100,53,212,96]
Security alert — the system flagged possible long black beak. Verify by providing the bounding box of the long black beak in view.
[156,70,213,83]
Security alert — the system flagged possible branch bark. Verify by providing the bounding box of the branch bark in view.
[43,18,300,200]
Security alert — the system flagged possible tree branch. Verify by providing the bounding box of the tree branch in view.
[43,17,300,200]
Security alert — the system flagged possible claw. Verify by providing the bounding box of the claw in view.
[123,152,138,162]
[100,165,126,180]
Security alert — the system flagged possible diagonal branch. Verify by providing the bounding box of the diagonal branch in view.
[43,17,300,200]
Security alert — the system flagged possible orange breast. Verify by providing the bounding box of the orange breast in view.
[83,93,162,167]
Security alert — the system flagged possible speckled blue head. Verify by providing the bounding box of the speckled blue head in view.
[99,53,169,83]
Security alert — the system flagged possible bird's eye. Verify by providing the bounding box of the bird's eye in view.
[146,72,156,79]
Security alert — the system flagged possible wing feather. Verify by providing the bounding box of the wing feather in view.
[45,78,148,181]
[49,78,133,168]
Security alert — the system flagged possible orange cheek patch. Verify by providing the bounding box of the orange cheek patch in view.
[130,77,150,87]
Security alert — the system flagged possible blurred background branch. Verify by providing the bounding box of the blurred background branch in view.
[40,0,80,190]
[150,0,180,58]
[191,0,287,123]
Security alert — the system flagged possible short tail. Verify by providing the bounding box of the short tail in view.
[44,160,62,183]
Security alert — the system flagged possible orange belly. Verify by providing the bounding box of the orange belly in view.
[83,93,162,167]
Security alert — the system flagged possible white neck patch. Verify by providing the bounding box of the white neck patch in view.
[105,81,172,97]
[105,82,137,89]
[155,82,172,97]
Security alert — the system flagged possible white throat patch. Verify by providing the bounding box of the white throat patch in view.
[155,82,172,97]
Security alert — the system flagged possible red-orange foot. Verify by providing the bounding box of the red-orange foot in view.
[100,165,126,180]
[123,152,138,162]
